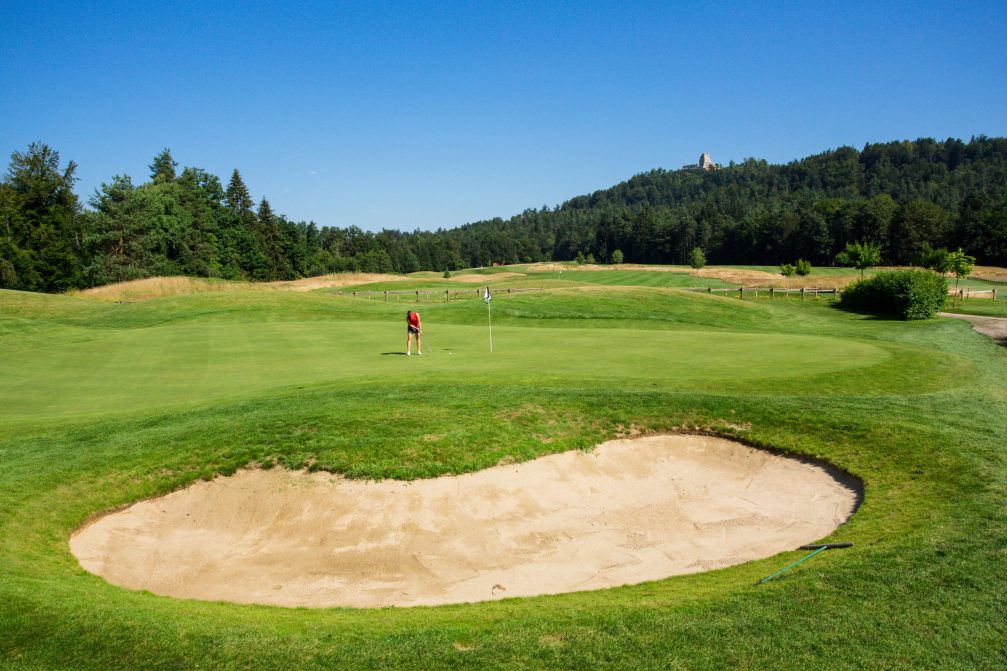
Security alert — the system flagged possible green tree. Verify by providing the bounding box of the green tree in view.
[795,258,812,277]
[689,247,706,269]
[1,142,82,291]
[889,201,952,264]
[836,241,881,278]
[611,249,624,264]
[918,244,951,273]
[257,198,291,279]
[948,247,976,307]
[149,148,177,183]
[225,169,253,215]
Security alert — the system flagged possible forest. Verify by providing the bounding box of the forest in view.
[2,136,1006,292]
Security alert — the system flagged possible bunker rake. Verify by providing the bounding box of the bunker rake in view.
[756,543,854,585]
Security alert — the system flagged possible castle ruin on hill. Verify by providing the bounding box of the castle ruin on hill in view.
[682,152,716,171]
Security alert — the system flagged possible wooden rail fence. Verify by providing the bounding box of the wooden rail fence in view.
[687,286,840,300]
[340,285,996,303]
[342,287,544,302]
[950,288,998,301]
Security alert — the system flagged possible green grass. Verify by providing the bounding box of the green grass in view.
[1,274,1006,670]
[945,299,1007,317]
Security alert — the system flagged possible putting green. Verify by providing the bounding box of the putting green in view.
[1,317,890,421]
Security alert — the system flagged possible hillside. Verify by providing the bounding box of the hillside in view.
[453,137,1007,268]
[2,137,1006,293]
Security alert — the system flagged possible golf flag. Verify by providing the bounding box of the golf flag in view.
[485,286,493,352]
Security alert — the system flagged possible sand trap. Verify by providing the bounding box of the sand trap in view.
[70,435,859,608]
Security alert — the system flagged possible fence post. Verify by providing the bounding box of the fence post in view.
[445,289,449,302]
[739,286,744,300]
[384,291,388,302]
[770,287,775,300]
[801,287,805,300]
[367,291,371,300]
[994,289,998,301]
[352,291,356,298]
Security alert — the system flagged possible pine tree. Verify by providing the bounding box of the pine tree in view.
[225,169,253,216]
[149,148,177,183]
[1,142,82,291]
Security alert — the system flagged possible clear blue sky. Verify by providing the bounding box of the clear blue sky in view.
[2,1,1005,231]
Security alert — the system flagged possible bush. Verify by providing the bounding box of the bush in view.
[840,269,947,320]
[690,247,706,269]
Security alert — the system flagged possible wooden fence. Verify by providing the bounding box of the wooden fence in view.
[687,286,840,300]
[950,288,998,301]
[342,287,544,302]
[339,284,996,303]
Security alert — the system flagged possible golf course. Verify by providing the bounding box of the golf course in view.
[1,265,1006,669]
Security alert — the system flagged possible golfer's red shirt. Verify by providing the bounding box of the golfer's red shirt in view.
[408,312,421,329]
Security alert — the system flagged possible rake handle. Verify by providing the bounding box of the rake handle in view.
[799,543,854,550]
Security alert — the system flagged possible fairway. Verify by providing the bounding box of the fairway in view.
[1,281,1005,670]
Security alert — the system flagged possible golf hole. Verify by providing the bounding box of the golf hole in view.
[70,435,860,608]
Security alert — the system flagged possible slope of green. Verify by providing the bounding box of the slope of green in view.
[1,282,1005,670]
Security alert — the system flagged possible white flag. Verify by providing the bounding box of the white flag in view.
[484,287,492,303]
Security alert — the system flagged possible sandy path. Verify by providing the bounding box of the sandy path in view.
[70,435,859,608]
[941,312,1007,345]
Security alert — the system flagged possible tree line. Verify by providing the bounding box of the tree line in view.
[2,136,1006,292]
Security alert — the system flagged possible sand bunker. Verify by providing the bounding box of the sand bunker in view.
[70,435,858,608]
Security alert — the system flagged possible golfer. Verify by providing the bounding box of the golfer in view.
[406,310,422,355]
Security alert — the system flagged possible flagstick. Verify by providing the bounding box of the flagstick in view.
[488,298,493,352]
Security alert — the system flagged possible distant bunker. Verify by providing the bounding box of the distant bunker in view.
[70,435,859,608]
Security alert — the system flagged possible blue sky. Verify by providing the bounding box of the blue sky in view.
[2,1,1005,231]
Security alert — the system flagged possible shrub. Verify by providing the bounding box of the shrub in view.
[611,249,624,264]
[840,269,947,320]
[689,247,706,269]
[795,259,812,276]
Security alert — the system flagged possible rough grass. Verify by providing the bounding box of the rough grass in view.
[1,276,1006,670]
[67,273,409,302]
[68,275,244,301]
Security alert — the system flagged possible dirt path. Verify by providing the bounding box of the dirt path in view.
[71,435,858,608]
[941,312,1007,346]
